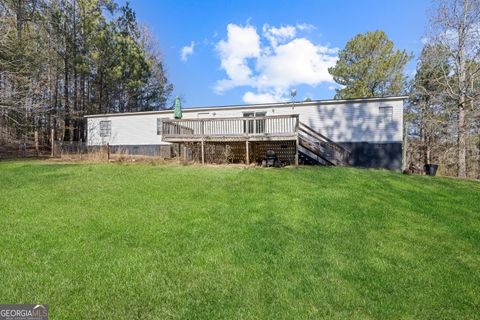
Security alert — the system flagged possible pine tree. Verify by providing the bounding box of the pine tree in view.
[328,30,410,99]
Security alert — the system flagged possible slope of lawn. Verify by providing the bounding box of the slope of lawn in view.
[0,161,479,319]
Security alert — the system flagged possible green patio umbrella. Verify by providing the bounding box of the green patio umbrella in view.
[174,96,182,119]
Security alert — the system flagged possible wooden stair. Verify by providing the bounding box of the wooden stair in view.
[298,122,350,166]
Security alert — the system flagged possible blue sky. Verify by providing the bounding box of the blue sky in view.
[125,0,431,107]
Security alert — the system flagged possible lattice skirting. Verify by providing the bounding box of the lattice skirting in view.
[172,141,296,165]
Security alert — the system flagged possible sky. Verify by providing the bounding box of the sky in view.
[124,0,431,108]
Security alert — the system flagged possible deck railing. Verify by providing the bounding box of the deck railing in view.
[161,115,299,140]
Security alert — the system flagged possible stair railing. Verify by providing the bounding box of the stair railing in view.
[298,122,350,165]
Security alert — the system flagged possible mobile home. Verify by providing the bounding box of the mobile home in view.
[85,96,406,169]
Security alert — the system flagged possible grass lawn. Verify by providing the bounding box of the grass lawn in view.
[1,161,480,319]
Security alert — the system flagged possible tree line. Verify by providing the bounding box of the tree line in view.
[0,0,173,145]
[328,0,480,178]
[1,0,479,178]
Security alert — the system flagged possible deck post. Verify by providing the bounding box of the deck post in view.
[294,115,299,167]
[295,136,299,167]
[201,140,205,165]
[245,140,250,165]
[200,119,205,165]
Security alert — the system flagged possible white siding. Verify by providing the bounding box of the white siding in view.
[87,99,404,146]
[87,114,171,146]
[296,100,403,142]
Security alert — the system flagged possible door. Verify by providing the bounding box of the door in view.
[243,112,266,134]
[255,112,266,134]
[243,112,255,134]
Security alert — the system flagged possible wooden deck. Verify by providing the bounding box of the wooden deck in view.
[160,115,299,142]
[160,115,350,167]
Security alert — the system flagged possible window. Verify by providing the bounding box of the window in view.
[100,120,111,137]
[197,112,210,118]
[379,106,393,122]
[157,118,167,135]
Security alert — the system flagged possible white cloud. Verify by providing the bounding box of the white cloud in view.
[214,23,338,103]
[215,24,260,92]
[328,83,345,91]
[256,38,337,90]
[296,23,316,32]
[180,41,195,61]
[242,91,286,104]
[263,24,296,47]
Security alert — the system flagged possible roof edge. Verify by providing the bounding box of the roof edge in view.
[84,95,408,118]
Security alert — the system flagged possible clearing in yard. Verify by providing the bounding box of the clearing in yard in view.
[0,161,479,319]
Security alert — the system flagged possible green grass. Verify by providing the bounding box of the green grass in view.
[1,161,479,319]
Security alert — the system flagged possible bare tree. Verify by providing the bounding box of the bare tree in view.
[430,0,480,177]
[0,0,173,154]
